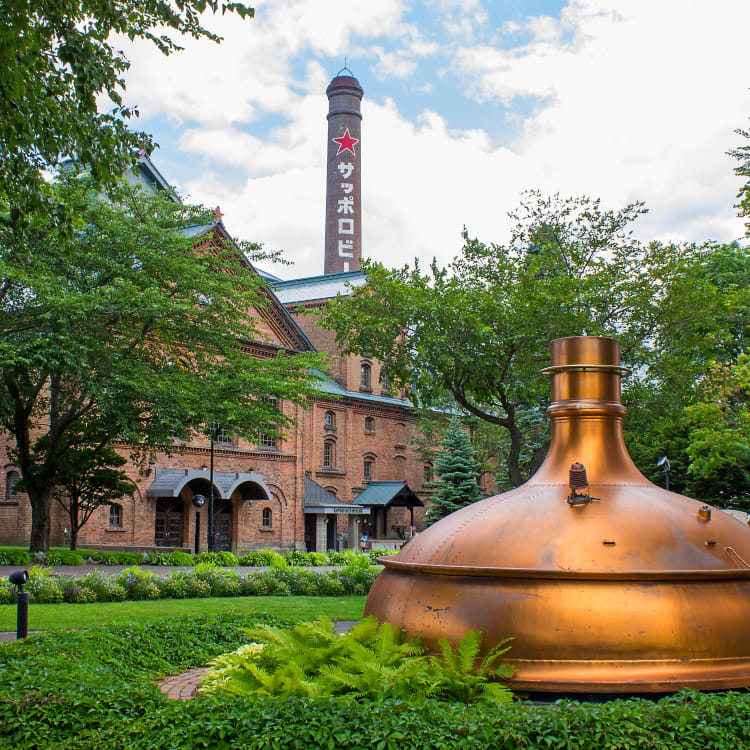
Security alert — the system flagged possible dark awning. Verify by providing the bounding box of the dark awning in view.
[146,468,271,501]
[352,481,424,508]
[304,477,369,515]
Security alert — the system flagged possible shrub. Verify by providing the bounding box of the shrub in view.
[267,551,288,569]
[0,547,31,565]
[191,563,242,596]
[238,550,270,566]
[80,569,127,602]
[285,550,314,566]
[25,566,63,603]
[195,551,223,566]
[0,578,16,604]
[327,549,358,565]
[115,566,161,600]
[45,548,85,565]
[168,550,194,566]
[158,571,211,599]
[61,582,98,604]
[217,550,239,566]
[145,551,172,566]
[240,572,292,596]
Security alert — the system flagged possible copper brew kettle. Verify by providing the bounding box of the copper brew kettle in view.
[364,336,750,692]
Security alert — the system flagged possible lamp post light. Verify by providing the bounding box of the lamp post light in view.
[208,424,221,553]
[8,569,29,639]
[657,456,671,491]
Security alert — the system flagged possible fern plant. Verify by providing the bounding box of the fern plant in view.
[430,631,515,703]
[200,616,515,705]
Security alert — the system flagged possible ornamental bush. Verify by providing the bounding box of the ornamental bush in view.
[25,566,64,603]
[241,572,292,596]
[237,550,271,566]
[168,550,195,566]
[115,566,161,600]
[0,547,31,565]
[80,569,127,602]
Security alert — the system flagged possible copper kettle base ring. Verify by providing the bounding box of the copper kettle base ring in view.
[505,656,750,693]
[378,558,750,580]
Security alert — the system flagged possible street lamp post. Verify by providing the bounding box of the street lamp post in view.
[207,425,220,552]
[657,456,671,491]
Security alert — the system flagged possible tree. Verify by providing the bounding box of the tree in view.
[683,355,750,508]
[0,0,253,221]
[0,170,323,551]
[324,192,729,487]
[729,120,750,239]
[51,435,134,550]
[426,421,483,524]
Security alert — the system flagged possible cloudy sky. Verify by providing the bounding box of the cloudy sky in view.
[119,0,750,279]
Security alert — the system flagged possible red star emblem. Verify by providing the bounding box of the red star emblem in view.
[332,128,358,156]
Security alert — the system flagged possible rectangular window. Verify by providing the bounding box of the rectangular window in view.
[211,421,233,445]
[109,504,122,528]
[258,433,278,449]
[364,460,372,481]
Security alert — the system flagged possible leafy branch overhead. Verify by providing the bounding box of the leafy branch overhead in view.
[0,0,253,220]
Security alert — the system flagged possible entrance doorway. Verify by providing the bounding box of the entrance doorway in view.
[214,499,233,551]
[155,498,184,547]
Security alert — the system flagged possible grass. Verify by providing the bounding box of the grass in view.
[0,595,366,632]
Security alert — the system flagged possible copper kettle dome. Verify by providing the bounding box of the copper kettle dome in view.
[364,336,750,692]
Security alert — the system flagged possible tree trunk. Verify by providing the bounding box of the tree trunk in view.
[28,488,53,552]
[70,497,79,550]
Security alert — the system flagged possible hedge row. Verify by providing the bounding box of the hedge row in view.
[0,561,380,605]
[1,614,749,750]
[0,545,396,567]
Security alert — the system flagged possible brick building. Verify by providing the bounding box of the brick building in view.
[0,70,432,554]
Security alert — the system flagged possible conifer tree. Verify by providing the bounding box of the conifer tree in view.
[426,421,483,524]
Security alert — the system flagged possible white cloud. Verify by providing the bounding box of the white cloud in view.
[117,0,749,280]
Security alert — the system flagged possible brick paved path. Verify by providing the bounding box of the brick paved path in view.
[156,667,208,701]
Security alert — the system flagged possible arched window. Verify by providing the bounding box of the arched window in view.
[360,362,371,390]
[424,464,433,484]
[5,471,18,501]
[323,440,335,469]
[109,504,123,528]
[363,459,373,481]
[324,410,336,429]
[364,417,374,433]
[262,507,272,528]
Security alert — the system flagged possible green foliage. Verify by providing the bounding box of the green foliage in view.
[115,566,161,600]
[730,120,750,239]
[324,192,743,489]
[0,0,254,219]
[0,170,324,551]
[426,420,483,523]
[79,569,127,602]
[202,615,513,705]
[1,616,750,749]
[25,566,64,603]
[168,550,195,567]
[430,631,514,703]
[683,355,750,507]
[0,547,31,565]
[217,550,240,566]
[45,548,85,565]
[238,550,272,566]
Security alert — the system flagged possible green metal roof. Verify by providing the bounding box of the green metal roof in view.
[309,369,411,408]
[353,481,424,508]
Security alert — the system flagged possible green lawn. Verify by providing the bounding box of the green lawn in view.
[0,595,366,632]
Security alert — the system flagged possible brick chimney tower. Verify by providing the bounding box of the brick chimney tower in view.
[324,69,363,274]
